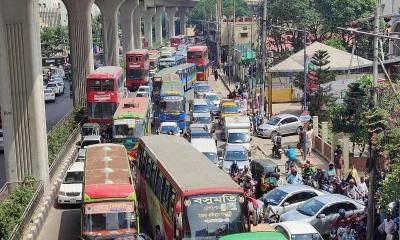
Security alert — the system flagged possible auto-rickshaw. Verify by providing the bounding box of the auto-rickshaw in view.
[250,158,280,198]
[81,123,100,142]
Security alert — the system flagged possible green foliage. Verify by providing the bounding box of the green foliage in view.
[187,0,250,25]
[0,177,36,239]
[92,14,103,50]
[47,107,84,166]
[323,38,347,51]
[380,163,400,208]
[41,26,68,58]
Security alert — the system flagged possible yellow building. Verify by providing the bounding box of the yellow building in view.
[220,17,258,47]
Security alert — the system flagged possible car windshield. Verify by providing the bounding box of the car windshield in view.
[44,89,53,93]
[183,194,245,238]
[160,125,179,134]
[225,150,247,161]
[203,152,218,163]
[81,140,100,148]
[228,133,250,143]
[261,189,288,206]
[47,83,56,88]
[206,95,219,102]
[222,105,238,114]
[136,93,148,97]
[292,234,323,240]
[160,100,184,113]
[63,171,83,184]
[196,85,210,92]
[193,105,209,113]
[193,117,211,124]
[296,198,325,216]
[267,117,281,125]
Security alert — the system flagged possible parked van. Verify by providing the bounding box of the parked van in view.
[191,138,218,164]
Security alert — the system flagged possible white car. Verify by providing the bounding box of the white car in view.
[137,85,152,94]
[58,162,84,205]
[204,92,220,107]
[220,144,250,172]
[44,88,56,102]
[0,129,4,152]
[47,81,64,95]
[157,122,180,136]
[272,221,323,240]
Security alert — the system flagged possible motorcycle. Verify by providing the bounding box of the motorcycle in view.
[272,144,282,159]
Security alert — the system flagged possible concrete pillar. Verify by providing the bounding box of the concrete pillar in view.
[321,122,328,156]
[62,0,95,106]
[120,0,139,57]
[342,135,350,175]
[178,7,187,35]
[96,0,125,66]
[0,0,49,185]
[312,116,318,147]
[133,2,146,48]
[144,7,156,48]
[155,6,165,47]
[166,7,177,38]
[331,133,338,163]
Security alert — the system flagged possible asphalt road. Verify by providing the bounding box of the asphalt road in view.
[0,79,73,187]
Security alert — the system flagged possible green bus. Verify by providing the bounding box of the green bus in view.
[219,224,288,240]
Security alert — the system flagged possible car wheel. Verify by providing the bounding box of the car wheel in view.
[296,126,302,135]
[270,131,278,139]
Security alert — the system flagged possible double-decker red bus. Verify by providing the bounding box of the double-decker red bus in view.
[86,66,125,128]
[126,49,150,91]
[187,45,209,81]
[136,135,259,240]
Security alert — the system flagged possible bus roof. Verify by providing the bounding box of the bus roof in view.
[155,63,195,78]
[126,49,149,55]
[160,80,184,96]
[87,66,123,79]
[84,144,134,201]
[139,135,242,194]
[113,97,149,120]
[188,45,208,52]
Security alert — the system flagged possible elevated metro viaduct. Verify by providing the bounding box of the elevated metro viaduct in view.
[0,0,198,188]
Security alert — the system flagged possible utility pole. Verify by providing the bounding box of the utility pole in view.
[260,0,267,117]
[232,0,236,81]
[216,0,221,66]
[303,30,308,162]
[366,0,380,239]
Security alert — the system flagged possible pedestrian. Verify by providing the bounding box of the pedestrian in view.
[213,68,218,81]
[327,163,337,183]
[334,145,344,178]
[297,126,304,153]
[287,170,301,184]
[346,164,359,183]
[154,225,164,240]
[379,213,397,240]
[306,125,313,156]
[357,176,368,199]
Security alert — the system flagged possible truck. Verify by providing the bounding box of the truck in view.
[224,116,252,154]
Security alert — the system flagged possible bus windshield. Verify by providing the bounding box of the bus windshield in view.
[222,105,238,114]
[188,51,203,60]
[183,193,245,239]
[87,102,117,119]
[126,69,148,80]
[83,212,134,232]
[160,100,183,113]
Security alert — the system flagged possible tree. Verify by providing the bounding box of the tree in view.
[293,50,336,120]
[187,0,250,25]
[41,26,68,58]
[92,14,103,50]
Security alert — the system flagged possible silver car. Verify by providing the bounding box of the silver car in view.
[259,185,326,221]
[257,114,303,138]
[279,194,365,236]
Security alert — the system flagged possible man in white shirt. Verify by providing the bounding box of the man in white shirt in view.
[357,176,368,198]
[379,214,397,240]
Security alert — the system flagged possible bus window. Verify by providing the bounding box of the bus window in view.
[187,52,202,59]
[168,188,176,218]
[146,158,153,179]
[162,181,171,209]
[150,163,157,189]
[156,171,165,200]
[88,80,101,91]
[102,79,114,91]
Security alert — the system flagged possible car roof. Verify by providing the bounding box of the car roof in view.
[82,135,102,141]
[313,193,363,205]
[160,122,178,127]
[275,184,323,194]
[272,113,298,119]
[193,98,208,105]
[191,139,217,152]
[189,126,208,133]
[67,162,84,172]
[274,221,320,235]
[225,144,247,151]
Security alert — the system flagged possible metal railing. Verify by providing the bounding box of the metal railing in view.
[0,182,23,202]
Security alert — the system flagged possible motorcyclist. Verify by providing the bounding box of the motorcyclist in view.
[285,145,297,172]
[230,161,239,177]
[331,209,348,230]
[287,169,301,184]
[241,165,252,180]
[272,133,282,158]
[242,174,254,197]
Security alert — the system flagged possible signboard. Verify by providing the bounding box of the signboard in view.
[87,92,117,102]
[85,202,134,214]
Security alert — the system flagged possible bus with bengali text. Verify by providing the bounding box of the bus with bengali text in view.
[159,77,186,130]
[136,136,259,240]
[170,35,187,48]
[160,47,176,59]
[81,144,138,239]
[187,45,209,81]
[126,49,150,91]
[86,66,125,129]
[158,55,186,70]
[112,97,151,161]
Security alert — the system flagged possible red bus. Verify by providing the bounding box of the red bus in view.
[187,45,209,81]
[86,66,125,128]
[136,135,259,240]
[170,35,187,48]
[126,49,150,91]
[81,144,138,239]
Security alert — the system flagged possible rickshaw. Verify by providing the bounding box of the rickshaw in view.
[250,158,281,198]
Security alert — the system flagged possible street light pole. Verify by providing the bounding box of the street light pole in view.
[260,0,267,117]
[216,0,221,66]
[303,30,308,162]
[232,0,236,81]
